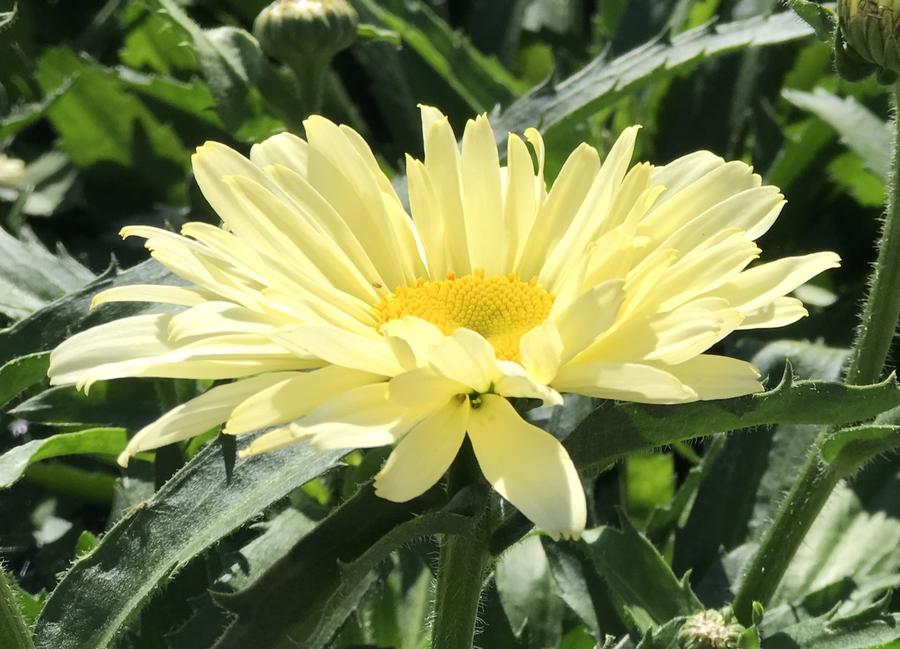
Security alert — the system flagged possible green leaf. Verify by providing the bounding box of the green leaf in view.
[564,369,900,473]
[786,1,837,42]
[119,2,199,76]
[542,538,627,640]
[821,424,900,475]
[11,379,167,429]
[0,427,126,489]
[152,0,281,140]
[34,48,189,198]
[0,351,48,410]
[354,0,526,112]
[494,11,816,144]
[211,484,483,649]
[0,569,35,649]
[0,259,178,367]
[782,87,892,181]
[624,453,674,528]
[0,226,95,321]
[762,610,900,648]
[582,519,701,631]
[0,78,73,141]
[495,534,564,647]
[165,507,317,649]
[32,438,345,649]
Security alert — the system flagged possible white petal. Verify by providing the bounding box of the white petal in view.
[467,395,585,539]
[381,316,445,370]
[374,397,469,501]
[738,297,808,329]
[91,284,211,308]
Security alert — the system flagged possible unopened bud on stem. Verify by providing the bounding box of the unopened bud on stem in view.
[253,0,358,114]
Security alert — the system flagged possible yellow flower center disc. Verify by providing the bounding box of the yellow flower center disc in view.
[376,269,554,361]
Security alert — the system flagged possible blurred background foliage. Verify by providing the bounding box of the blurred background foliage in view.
[1,1,899,648]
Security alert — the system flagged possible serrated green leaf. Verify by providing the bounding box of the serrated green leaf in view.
[582,520,701,631]
[495,534,564,647]
[211,484,483,649]
[494,11,815,144]
[0,427,126,489]
[762,611,900,648]
[0,226,94,321]
[32,438,345,649]
[564,370,900,473]
[782,87,891,181]
[0,569,35,649]
[0,351,48,410]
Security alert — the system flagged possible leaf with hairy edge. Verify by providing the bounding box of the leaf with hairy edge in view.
[0,259,180,366]
[564,369,900,472]
[211,484,482,649]
[0,427,127,489]
[493,11,815,145]
[822,425,900,476]
[582,519,701,632]
[0,570,35,649]
[783,88,892,181]
[0,352,48,410]
[31,438,345,649]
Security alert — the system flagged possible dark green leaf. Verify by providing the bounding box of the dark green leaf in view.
[0,226,94,321]
[495,534,564,647]
[211,484,483,649]
[495,11,816,145]
[0,351,48,409]
[32,438,345,649]
[583,520,701,631]
[782,88,891,181]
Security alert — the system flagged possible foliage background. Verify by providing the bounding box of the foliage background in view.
[0,0,898,648]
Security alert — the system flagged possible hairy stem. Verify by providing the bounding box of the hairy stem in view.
[734,81,900,623]
[431,443,492,649]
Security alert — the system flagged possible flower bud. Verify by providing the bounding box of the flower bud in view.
[838,0,900,79]
[253,0,358,69]
[678,609,744,649]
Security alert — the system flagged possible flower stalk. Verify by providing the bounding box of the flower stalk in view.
[431,443,493,649]
[734,82,900,624]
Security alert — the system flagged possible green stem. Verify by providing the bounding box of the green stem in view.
[287,58,328,118]
[431,443,493,649]
[734,82,900,624]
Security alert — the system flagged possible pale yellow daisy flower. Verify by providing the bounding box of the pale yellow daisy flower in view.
[48,106,840,538]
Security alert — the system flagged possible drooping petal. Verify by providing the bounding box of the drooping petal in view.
[493,361,563,406]
[389,367,467,410]
[467,395,586,539]
[519,321,563,385]
[374,397,470,502]
[118,372,294,466]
